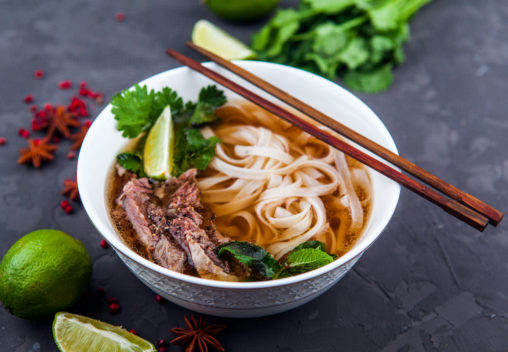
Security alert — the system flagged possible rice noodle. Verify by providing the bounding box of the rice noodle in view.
[197,101,372,259]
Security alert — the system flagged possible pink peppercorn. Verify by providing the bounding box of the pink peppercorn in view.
[159,347,166,352]
[18,128,30,138]
[129,329,137,335]
[23,94,33,103]
[34,69,44,78]
[29,105,37,112]
[155,294,163,303]
[107,296,117,304]
[109,302,120,314]
[115,12,125,22]
[59,80,72,89]
[60,200,70,208]
[97,287,105,296]
[51,136,61,144]
[100,239,109,249]
[67,152,75,160]
[64,205,73,214]
[0,137,6,146]
[84,120,92,127]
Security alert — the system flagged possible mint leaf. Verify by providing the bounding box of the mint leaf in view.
[117,152,146,177]
[112,84,156,138]
[292,240,327,252]
[216,241,282,280]
[276,248,334,278]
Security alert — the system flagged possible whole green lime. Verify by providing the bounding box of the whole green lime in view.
[0,229,92,319]
[204,0,280,22]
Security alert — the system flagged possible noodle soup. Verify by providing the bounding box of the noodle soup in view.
[108,99,372,280]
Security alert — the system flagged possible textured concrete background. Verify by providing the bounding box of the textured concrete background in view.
[1,0,507,351]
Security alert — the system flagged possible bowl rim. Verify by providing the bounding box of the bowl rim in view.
[78,60,401,290]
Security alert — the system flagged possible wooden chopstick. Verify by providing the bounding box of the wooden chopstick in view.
[187,42,503,227]
[166,48,491,231]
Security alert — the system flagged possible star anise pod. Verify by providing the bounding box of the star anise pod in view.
[170,315,225,352]
[69,124,89,150]
[18,138,57,168]
[42,105,80,138]
[62,177,79,201]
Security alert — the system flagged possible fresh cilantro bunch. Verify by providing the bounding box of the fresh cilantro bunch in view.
[112,84,226,177]
[251,0,431,93]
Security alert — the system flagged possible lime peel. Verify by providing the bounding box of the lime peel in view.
[53,312,157,352]
[192,19,256,60]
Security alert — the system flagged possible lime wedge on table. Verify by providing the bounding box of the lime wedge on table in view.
[53,312,156,352]
[192,19,256,60]
[143,105,173,179]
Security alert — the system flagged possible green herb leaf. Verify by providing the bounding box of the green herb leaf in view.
[116,152,146,177]
[216,241,282,280]
[111,85,156,138]
[198,85,227,107]
[286,248,334,271]
[343,64,394,93]
[251,0,430,92]
[292,240,327,252]
[172,128,220,176]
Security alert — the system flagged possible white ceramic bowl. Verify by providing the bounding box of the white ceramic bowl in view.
[77,61,400,318]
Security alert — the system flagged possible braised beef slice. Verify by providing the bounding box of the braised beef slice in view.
[116,168,237,281]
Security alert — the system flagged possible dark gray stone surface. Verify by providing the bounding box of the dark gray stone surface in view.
[1,0,507,351]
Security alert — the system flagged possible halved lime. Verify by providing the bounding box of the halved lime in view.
[143,105,173,179]
[53,312,156,352]
[192,19,256,60]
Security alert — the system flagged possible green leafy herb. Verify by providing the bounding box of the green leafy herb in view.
[251,0,431,92]
[172,128,220,176]
[116,152,146,177]
[275,240,335,278]
[216,241,282,280]
[189,85,227,126]
[111,85,156,138]
[112,85,227,177]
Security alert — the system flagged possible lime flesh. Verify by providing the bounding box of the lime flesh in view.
[143,105,173,179]
[53,312,157,352]
[192,19,256,60]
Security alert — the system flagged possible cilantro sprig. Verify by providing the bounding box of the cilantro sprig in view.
[251,0,431,93]
[112,84,227,177]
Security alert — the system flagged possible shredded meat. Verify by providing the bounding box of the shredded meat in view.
[114,168,237,281]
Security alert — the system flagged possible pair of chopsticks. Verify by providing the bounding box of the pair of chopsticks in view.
[166,43,503,231]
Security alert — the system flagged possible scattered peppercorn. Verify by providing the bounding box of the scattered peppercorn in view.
[100,239,109,249]
[107,296,118,304]
[64,205,73,214]
[97,287,105,296]
[155,294,164,303]
[157,339,166,346]
[18,128,30,139]
[109,302,120,314]
[115,12,125,22]
[34,69,44,78]
[67,151,75,160]
[0,138,6,145]
[129,329,137,335]
[23,95,33,104]
[58,80,72,89]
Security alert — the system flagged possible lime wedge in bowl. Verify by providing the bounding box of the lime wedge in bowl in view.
[143,105,173,179]
[53,312,156,352]
[192,19,256,60]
